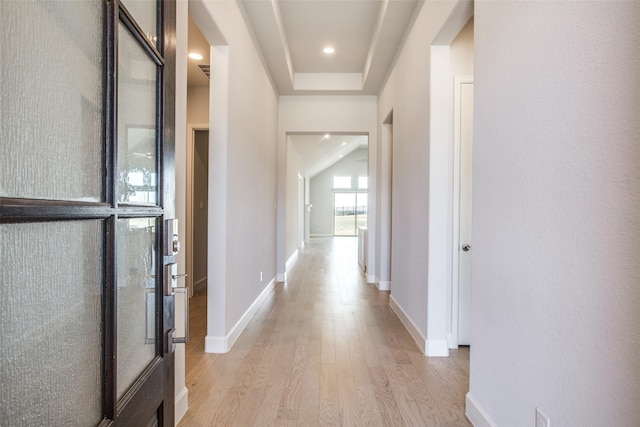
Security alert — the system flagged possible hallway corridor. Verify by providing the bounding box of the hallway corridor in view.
[179,238,471,426]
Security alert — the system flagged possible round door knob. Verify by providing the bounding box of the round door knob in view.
[462,244,471,252]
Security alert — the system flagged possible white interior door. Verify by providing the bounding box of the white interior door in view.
[456,78,474,345]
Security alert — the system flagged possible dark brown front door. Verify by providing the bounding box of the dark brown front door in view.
[0,1,177,425]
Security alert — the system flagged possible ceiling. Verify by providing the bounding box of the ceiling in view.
[238,0,421,96]
[187,17,210,88]
[186,1,419,176]
[292,134,368,178]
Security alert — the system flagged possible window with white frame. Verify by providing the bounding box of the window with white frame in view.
[333,176,351,189]
[358,176,368,189]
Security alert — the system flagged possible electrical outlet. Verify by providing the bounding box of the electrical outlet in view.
[536,408,550,427]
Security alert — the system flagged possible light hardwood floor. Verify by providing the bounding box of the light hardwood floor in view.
[179,237,471,426]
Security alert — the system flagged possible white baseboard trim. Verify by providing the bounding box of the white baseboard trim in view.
[286,249,299,271]
[378,281,391,291]
[204,335,227,353]
[175,386,189,425]
[466,393,498,427]
[366,274,375,284]
[204,278,276,353]
[226,279,275,350]
[389,294,449,357]
[447,332,458,349]
[310,233,333,237]
[425,339,449,357]
[276,250,299,284]
[389,295,426,354]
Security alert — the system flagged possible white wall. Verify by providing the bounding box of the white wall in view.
[278,96,378,282]
[190,0,278,352]
[309,147,369,236]
[187,87,209,123]
[467,2,640,426]
[377,0,465,356]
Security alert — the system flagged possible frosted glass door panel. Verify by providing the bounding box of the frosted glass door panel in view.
[0,222,103,425]
[117,23,158,205]
[0,1,103,201]
[121,0,158,47]
[116,218,158,399]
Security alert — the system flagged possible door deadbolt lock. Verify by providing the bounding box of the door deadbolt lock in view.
[164,219,181,257]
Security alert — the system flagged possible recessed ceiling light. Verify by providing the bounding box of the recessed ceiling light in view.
[323,47,335,54]
[341,142,347,146]
[188,52,203,60]
[339,154,344,158]
[324,134,330,139]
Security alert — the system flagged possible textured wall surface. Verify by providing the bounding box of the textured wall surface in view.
[469,2,640,425]
[191,0,279,340]
[377,0,460,350]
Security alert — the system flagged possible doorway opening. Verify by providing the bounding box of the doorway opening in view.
[447,16,475,348]
[184,12,210,363]
[428,10,473,353]
[191,129,208,296]
[293,134,368,241]
[333,192,367,236]
[377,110,393,291]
